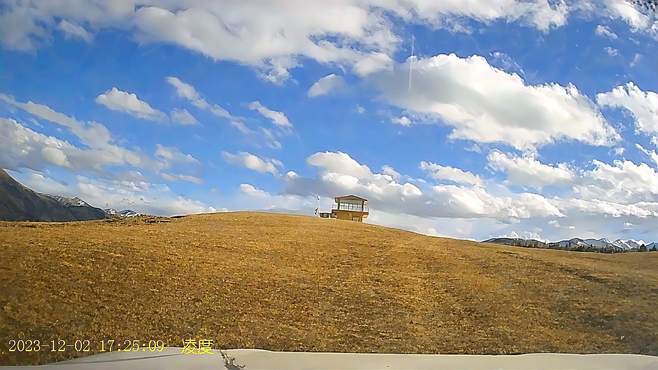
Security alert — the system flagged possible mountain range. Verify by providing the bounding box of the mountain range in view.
[0,169,138,222]
[485,237,658,253]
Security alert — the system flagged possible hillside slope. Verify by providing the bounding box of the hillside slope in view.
[1,212,657,365]
[0,169,106,221]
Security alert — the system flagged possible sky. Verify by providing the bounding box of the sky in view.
[0,0,657,242]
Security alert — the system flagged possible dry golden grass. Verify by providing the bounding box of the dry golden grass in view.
[1,212,657,365]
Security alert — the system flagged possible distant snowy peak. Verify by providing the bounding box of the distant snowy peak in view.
[48,195,92,207]
[485,237,657,253]
[104,209,141,218]
[119,210,140,217]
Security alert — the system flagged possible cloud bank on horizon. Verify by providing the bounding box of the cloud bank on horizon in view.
[0,0,657,242]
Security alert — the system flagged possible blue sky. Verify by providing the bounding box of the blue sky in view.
[1,1,657,242]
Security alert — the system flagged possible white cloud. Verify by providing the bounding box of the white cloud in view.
[308,74,345,97]
[636,143,658,166]
[279,151,657,240]
[0,105,204,188]
[372,53,619,150]
[630,53,642,68]
[597,82,658,137]
[487,150,575,188]
[166,76,208,109]
[170,108,198,125]
[306,151,372,179]
[574,159,658,204]
[595,24,618,39]
[0,117,77,170]
[384,0,569,32]
[155,144,199,165]
[57,20,92,42]
[604,46,619,56]
[222,151,282,176]
[0,1,133,51]
[0,95,155,172]
[131,3,397,82]
[381,165,401,181]
[353,52,393,76]
[247,101,292,129]
[96,87,166,121]
[37,173,215,216]
[284,151,561,221]
[0,0,650,82]
[391,116,412,126]
[239,183,269,198]
[166,76,281,148]
[489,51,525,76]
[237,183,318,213]
[419,161,483,186]
[10,169,71,196]
[599,0,654,31]
[160,172,203,184]
[154,144,201,183]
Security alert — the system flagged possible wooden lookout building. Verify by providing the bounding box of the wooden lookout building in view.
[319,195,369,222]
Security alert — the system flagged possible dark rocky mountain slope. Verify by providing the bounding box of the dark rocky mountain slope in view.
[0,169,106,221]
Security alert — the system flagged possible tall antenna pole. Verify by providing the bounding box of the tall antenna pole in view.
[408,34,415,91]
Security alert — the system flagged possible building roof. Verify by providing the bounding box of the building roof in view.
[335,195,367,201]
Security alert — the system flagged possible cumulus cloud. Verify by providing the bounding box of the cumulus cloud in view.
[0,118,77,170]
[391,116,412,126]
[131,3,397,82]
[159,172,203,184]
[388,0,569,32]
[284,151,561,221]
[487,150,575,189]
[0,101,206,188]
[166,76,208,109]
[597,82,658,138]
[0,0,651,82]
[598,0,656,31]
[222,151,283,176]
[0,94,155,172]
[0,1,573,56]
[308,74,345,97]
[489,51,525,76]
[278,151,657,240]
[154,144,201,183]
[247,101,292,130]
[237,183,319,213]
[419,161,483,186]
[595,24,618,39]
[96,87,166,121]
[16,170,214,216]
[166,76,281,148]
[170,108,198,125]
[372,53,619,150]
[155,144,199,165]
[574,159,658,204]
[57,20,93,42]
[636,143,658,166]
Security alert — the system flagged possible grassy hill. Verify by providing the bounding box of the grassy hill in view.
[1,212,657,365]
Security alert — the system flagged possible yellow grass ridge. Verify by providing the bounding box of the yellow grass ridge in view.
[1,212,657,365]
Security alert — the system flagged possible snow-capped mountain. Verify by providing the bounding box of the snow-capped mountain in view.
[47,195,93,208]
[0,169,106,221]
[104,209,141,218]
[485,237,657,253]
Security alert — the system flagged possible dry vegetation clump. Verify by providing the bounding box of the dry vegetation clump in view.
[1,212,657,365]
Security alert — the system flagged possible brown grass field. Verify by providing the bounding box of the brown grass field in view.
[1,212,657,365]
